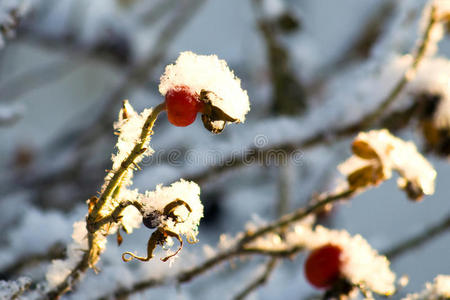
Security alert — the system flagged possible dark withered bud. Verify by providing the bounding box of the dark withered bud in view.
[276,12,301,33]
[142,211,162,229]
[401,181,424,201]
[416,93,441,119]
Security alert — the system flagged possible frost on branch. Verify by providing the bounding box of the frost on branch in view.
[404,275,450,300]
[99,101,154,218]
[0,277,31,299]
[338,130,436,200]
[159,51,250,133]
[404,57,450,156]
[46,221,89,288]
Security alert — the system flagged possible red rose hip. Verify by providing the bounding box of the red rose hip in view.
[304,244,342,289]
[165,85,203,127]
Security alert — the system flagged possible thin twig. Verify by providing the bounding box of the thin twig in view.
[238,189,355,247]
[231,158,291,300]
[361,4,438,128]
[0,60,80,103]
[384,214,450,260]
[233,258,279,300]
[0,243,65,280]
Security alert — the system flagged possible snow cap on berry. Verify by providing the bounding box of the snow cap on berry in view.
[159,51,250,133]
[338,130,436,200]
[140,179,203,242]
[295,225,396,295]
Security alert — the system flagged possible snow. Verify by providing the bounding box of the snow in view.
[0,277,31,299]
[404,274,450,299]
[46,221,88,288]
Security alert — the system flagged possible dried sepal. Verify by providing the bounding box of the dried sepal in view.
[123,198,196,263]
[163,199,192,219]
[201,114,226,134]
[199,89,239,134]
[160,229,183,262]
[121,227,184,263]
[87,196,98,214]
[120,100,133,120]
[116,229,123,246]
[122,230,161,262]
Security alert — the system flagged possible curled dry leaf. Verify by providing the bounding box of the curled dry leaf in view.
[339,130,436,200]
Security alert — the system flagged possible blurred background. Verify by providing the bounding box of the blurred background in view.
[0,0,449,299]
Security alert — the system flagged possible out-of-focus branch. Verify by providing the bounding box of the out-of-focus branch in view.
[384,214,450,260]
[309,2,395,96]
[361,4,438,128]
[97,188,355,299]
[232,258,279,300]
[252,0,306,115]
[0,60,80,103]
[231,158,291,299]
[0,242,65,280]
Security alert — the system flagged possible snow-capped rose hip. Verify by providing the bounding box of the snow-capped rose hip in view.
[304,244,343,289]
[164,85,203,127]
[159,52,250,133]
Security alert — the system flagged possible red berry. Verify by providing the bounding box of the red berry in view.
[304,244,343,289]
[165,86,203,127]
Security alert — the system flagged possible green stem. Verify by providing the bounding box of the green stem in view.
[46,103,165,300]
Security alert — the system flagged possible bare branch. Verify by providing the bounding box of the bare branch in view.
[232,258,279,300]
[0,243,65,280]
[384,214,450,260]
